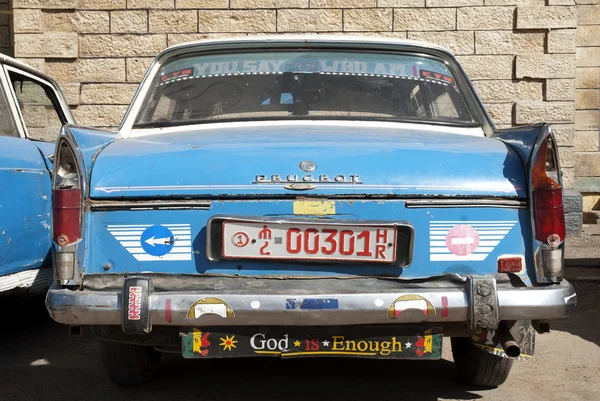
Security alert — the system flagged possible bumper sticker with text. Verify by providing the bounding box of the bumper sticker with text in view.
[181,327,442,360]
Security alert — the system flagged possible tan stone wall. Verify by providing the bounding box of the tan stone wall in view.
[0,0,10,55]
[574,1,600,206]
[8,0,599,194]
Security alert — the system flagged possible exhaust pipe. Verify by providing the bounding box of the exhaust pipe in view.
[69,325,82,337]
[497,321,520,358]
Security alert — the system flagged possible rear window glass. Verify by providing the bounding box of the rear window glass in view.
[9,72,64,142]
[135,51,476,127]
[0,83,19,138]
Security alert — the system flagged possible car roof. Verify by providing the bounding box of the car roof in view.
[0,53,60,85]
[158,34,454,59]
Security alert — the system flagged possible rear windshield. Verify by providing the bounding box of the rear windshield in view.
[135,51,476,127]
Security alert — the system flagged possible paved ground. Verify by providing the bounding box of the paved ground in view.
[565,226,600,267]
[0,279,598,401]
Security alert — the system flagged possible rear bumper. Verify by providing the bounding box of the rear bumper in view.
[45,275,577,330]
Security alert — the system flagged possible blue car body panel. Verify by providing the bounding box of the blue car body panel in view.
[66,127,120,182]
[85,199,532,283]
[77,124,535,284]
[89,125,527,199]
[60,39,546,294]
[33,140,57,171]
[0,136,53,276]
[491,124,544,167]
[0,54,74,288]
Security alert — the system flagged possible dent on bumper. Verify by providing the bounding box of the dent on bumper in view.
[45,278,577,327]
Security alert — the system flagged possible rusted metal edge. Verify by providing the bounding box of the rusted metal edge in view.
[88,197,525,211]
[87,199,212,211]
[405,199,527,208]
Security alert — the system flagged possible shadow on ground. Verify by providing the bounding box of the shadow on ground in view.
[0,277,598,401]
[551,279,600,348]
[0,295,486,401]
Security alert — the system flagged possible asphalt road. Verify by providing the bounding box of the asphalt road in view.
[0,279,598,401]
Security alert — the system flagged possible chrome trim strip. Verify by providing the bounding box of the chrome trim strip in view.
[0,267,53,294]
[88,199,212,211]
[162,35,454,61]
[93,182,518,195]
[46,280,576,327]
[88,198,522,210]
[405,199,527,208]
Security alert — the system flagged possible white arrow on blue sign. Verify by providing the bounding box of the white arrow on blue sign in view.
[140,225,175,256]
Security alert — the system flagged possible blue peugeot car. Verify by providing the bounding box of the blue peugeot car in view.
[45,36,576,387]
[0,54,74,295]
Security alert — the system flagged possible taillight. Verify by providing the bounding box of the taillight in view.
[531,131,565,283]
[53,188,81,245]
[53,140,82,246]
[532,136,565,247]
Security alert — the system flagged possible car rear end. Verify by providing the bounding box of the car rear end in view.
[45,36,576,387]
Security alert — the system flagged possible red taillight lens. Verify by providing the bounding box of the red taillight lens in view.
[532,137,565,246]
[534,188,565,244]
[52,140,82,246]
[53,188,81,246]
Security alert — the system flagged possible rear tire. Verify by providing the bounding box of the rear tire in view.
[451,337,513,387]
[100,340,161,386]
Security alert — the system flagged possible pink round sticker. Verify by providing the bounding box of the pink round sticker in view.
[445,225,480,256]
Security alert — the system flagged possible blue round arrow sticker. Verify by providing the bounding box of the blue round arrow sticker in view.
[140,225,175,257]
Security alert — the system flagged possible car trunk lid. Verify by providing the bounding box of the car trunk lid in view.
[89,122,526,199]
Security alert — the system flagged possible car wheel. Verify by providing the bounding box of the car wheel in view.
[451,337,513,387]
[100,340,161,386]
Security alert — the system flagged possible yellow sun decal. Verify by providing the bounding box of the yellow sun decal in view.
[219,335,238,351]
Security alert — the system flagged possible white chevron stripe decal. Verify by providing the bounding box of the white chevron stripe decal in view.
[429,221,516,262]
[107,224,192,261]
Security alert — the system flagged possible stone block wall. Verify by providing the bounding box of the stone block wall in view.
[4,0,600,231]
[572,1,600,223]
[0,0,10,55]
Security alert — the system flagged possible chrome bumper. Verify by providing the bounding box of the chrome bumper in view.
[45,276,577,330]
